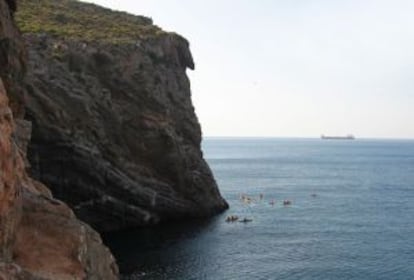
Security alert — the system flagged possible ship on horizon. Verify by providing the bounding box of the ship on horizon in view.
[321,134,355,140]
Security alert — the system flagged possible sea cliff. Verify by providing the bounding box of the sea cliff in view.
[0,0,227,278]
[0,0,118,278]
[17,0,228,232]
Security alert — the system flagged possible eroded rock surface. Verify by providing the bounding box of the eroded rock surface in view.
[0,0,119,278]
[15,187,118,280]
[0,0,25,117]
[22,8,228,232]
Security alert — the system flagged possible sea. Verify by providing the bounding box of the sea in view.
[105,138,414,280]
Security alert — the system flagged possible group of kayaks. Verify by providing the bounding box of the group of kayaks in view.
[240,193,293,207]
[225,193,318,224]
[225,215,253,223]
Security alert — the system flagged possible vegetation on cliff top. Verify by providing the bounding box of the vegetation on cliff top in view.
[16,0,167,43]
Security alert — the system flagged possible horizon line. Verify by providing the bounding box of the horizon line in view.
[202,135,414,141]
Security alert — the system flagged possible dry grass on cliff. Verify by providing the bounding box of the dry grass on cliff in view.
[16,0,167,43]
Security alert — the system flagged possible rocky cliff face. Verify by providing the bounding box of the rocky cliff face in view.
[0,0,25,118]
[19,1,228,232]
[0,0,118,279]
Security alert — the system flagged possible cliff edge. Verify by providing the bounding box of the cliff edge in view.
[16,0,228,232]
[0,0,118,278]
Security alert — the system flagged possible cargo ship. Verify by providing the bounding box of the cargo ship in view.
[321,134,355,140]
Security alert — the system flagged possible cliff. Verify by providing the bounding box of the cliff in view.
[0,0,118,279]
[16,0,228,232]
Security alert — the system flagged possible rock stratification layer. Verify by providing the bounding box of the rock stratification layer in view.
[0,0,119,278]
[18,0,228,232]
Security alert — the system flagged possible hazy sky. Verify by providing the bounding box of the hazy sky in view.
[86,0,414,138]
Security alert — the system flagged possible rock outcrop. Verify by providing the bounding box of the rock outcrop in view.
[18,0,228,232]
[0,0,119,278]
[0,0,25,117]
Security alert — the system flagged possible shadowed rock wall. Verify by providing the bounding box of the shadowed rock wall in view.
[23,17,228,232]
[0,1,118,278]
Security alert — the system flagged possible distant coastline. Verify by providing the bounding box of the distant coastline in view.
[321,134,355,140]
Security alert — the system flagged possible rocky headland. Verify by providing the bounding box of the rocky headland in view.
[0,0,227,278]
[17,0,228,233]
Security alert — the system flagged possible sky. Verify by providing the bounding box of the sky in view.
[85,0,414,138]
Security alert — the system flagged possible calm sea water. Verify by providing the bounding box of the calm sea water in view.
[105,138,414,280]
